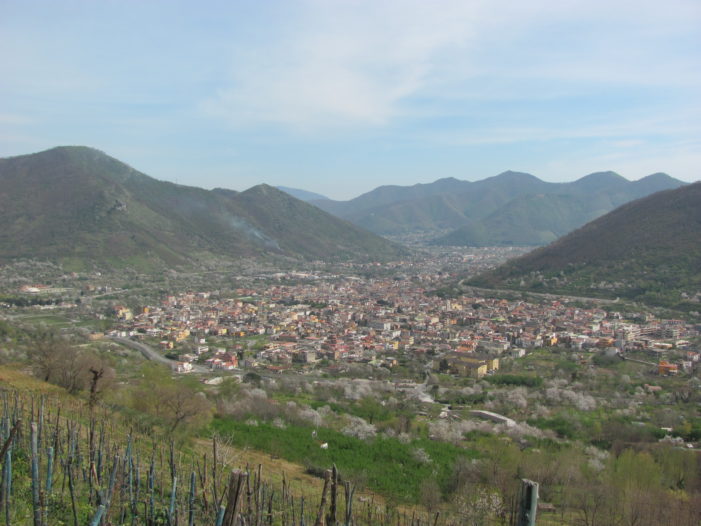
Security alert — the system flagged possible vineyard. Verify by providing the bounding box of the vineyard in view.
[0,383,528,526]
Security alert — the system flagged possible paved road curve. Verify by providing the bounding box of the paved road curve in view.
[108,336,208,373]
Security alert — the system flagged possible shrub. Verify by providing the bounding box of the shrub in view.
[485,374,543,388]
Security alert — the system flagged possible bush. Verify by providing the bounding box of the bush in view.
[592,353,621,367]
[528,415,578,439]
[486,374,543,388]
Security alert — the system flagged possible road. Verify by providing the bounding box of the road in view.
[108,336,209,373]
[460,284,621,305]
[412,350,453,404]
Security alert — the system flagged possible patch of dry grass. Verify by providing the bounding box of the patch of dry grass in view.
[0,364,64,393]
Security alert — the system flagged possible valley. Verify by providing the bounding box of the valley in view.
[4,1,700,522]
[1,245,700,524]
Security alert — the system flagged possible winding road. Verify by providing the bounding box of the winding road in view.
[108,336,208,373]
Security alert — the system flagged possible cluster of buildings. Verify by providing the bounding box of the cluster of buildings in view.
[107,274,700,377]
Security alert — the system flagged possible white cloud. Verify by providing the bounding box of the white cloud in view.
[201,0,487,130]
[1,0,699,192]
[200,0,701,132]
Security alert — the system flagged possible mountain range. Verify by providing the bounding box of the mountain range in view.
[0,147,406,269]
[468,182,701,308]
[277,186,330,202]
[311,171,686,245]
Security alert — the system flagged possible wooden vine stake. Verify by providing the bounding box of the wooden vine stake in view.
[222,470,248,526]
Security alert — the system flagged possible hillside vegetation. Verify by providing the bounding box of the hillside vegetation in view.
[312,170,685,245]
[3,280,701,525]
[0,147,407,270]
[468,182,701,308]
[0,366,450,526]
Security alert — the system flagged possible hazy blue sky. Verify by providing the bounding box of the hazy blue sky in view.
[2,0,700,199]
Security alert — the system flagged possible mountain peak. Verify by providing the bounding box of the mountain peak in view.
[574,171,627,184]
[476,171,544,189]
[240,183,283,197]
[49,145,105,154]
[431,177,462,184]
[492,170,541,181]
[0,147,408,267]
[2,145,108,163]
[630,172,686,194]
[637,172,675,183]
[0,145,140,186]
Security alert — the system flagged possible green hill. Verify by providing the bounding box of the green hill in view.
[314,170,686,243]
[0,147,407,269]
[433,193,607,246]
[468,182,701,308]
[433,172,688,246]
[218,184,406,260]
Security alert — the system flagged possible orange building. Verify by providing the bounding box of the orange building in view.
[658,361,678,376]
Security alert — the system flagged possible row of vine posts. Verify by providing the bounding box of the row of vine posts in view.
[0,389,535,525]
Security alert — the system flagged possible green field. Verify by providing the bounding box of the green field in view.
[210,417,477,502]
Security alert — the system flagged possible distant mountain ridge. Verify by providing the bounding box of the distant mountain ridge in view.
[312,171,686,245]
[468,182,701,308]
[277,186,330,202]
[0,147,407,269]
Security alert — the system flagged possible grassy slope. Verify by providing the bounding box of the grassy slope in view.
[0,365,436,519]
[211,417,477,502]
[0,364,65,393]
[0,365,339,501]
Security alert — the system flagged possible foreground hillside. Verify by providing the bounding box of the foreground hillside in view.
[469,182,701,308]
[3,265,701,525]
[0,147,407,269]
[0,366,416,526]
[313,171,685,245]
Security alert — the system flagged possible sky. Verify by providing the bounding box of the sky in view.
[1,0,700,200]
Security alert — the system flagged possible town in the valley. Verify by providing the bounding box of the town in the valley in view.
[3,248,701,523]
[6,247,696,387]
[111,271,698,381]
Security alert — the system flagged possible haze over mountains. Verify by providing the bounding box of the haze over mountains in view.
[468,182,701,309]
[0,147,406,269]
[307,171,685,245]
[276,186,330,202]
